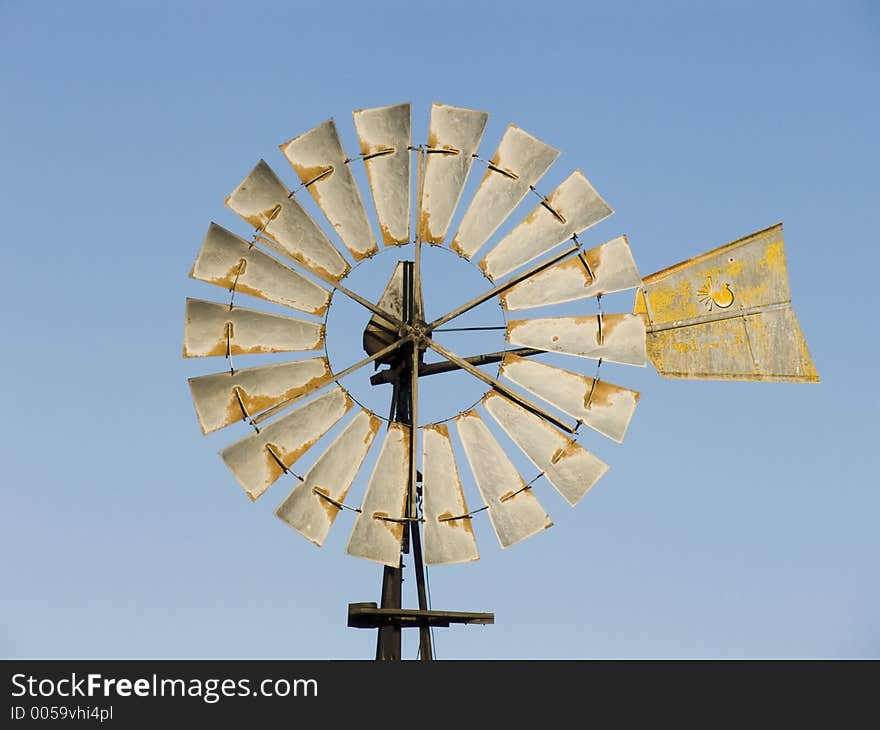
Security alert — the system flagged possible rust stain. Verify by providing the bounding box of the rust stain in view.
[550,440,580,465]
[379,222,403,247]
[292,163,332,187]
[582,247,603,280]
[365,413,382,443]
[349,243,378,263]
[313,485,341,521]
[373,511,405,542]
[436,510,474,537]
[419,207,442,244]
[583,380,637,411]
[221,376,327,429]
[262,434,321,486]
[196,339,230,358]
[598,313,626,340]
[522,206,542,226]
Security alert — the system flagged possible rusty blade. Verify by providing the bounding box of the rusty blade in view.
[220,387,352,500]
[352,103,411,246]
[633,223,819,382]
[224,160,350,282]
[275,409,382,547]
[450,124,559,260]
[280,119,378,261]
[500,235,641,311]
[500,354,639,443]
[187,357,331,435]
[183,299,324,358]
[418,103,489,244]
[479,170,613,281]
[422,423,479,565]
[346,423,411,566]
[483,391,608,506]
[506,313,646,367]
[190,223,331,315]
[454,410,552,549]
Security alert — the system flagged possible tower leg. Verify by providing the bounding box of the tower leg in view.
[375,564,402,661]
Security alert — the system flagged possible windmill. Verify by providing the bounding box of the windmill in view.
[183,102,818,660]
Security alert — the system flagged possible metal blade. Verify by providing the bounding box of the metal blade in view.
[346,423,411,566]
[454,410,553,549]
[479,170,613,280]
[418,103,489,244]
[188,357,331,435]
[422,423,479,566]
[639,302,817,382]
[506,313,646,367]
[279,119,378,261]
[190,223,331,315]
[633,223,819,382]
[500,235,641,311]
[500,354,639,443]
[450,124,559,260]
[183,298,324,358]
[483,391,608,506]
[224,160,350,281]
[220,387,352,500]
[352,103,411,246]
[275,409,382,546]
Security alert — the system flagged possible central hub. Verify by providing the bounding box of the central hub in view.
[409,321,427,342]
[324,244,507,426]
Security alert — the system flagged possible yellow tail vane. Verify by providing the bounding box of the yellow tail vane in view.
[633,223,819,383]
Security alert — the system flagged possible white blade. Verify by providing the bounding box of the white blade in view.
[500,236,641,311]
[190,223,331,315]
[450,124,559,260]
[224,160,350,281]
[220,387,352,500]
[188,357,331,435]
[183,298,324,358]
[483,391,608,506]
[353,103,411,246]
[479,170,613,280]
[422,424,479,565]
[500,354,639,443]
[418,103,489,244]
[275,409,382,547]
[279,119,378,261]
[346,423,411,566]
[506,313,646,367]
[454,410,552,549]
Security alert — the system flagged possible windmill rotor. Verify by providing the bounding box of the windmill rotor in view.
[183,101,818,660]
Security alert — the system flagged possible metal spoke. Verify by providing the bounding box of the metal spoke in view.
[425,244,579,333]
[252,336,411,425]
[258,240,409,331]
[331,278,409,331]
[423,337,577,434]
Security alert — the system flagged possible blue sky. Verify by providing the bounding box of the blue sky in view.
[2,1,878,659]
